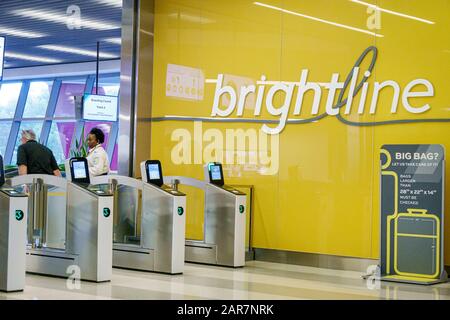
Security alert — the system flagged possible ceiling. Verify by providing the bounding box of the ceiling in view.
[0,0,122,69]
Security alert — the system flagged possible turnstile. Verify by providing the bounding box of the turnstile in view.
[0,155,28,292]
[165,162,247,268]
[9,158,113,282]
[91,160,186,274]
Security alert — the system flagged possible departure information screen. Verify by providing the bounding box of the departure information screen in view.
[73,161,87,179]
[148,164,160,180]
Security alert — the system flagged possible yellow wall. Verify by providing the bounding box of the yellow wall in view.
[140,0,450,260]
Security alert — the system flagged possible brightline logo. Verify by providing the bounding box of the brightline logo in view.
[211,46,437,135]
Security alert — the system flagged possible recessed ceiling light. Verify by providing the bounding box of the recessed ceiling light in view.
[254,2,384,38]
[12,9,120,31]
[103,37,122,45]
[350,0,435,25]
[95,0,122,8]
[5,52,63,63]
[140,29,154,37]
[168,13,215,24]
[38,44,119,59]
[0,26,48,38]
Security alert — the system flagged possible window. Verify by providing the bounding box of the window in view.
[110,143,118,171]
[54,78,87,117]
[23,81,53,118]
[0,73,119,166]
[0,122,12,157]
[47,121,76,164]
[0,82,22,118]
[92,75,120,96]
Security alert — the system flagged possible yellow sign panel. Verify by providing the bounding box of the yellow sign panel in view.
[138,0,450,260]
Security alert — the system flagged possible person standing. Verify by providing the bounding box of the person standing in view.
[17,129,61,176]
[86,127,110,177]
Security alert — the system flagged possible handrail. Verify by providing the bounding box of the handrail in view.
[10,174,67,190]
[91,175,143,190]
[164,176,207,190]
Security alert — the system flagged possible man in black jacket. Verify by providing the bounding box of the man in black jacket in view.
[17,129,61,177]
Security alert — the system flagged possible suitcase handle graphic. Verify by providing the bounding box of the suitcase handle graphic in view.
[394,208,440,279]
[406,208,428,215]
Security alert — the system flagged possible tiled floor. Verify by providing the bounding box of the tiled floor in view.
[1,261,449,300]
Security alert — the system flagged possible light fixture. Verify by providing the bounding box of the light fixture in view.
[254,2,383,38]
[140,29,154,37]
[5,52,62,63]
[12,9,120,31]
[0,26,47,38]
[206,78,329,87]
[103,37,122,45]
[95,0,123,8]
[168,13,215,24]
[350,0,435,25]
[38,45,119,59]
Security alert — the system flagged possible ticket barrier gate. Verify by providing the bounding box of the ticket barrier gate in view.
[0,155,28,292]
[9,158,113,282]
[91,160,186,274]
[164,162,246,268]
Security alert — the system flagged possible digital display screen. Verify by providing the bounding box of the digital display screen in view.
[145,160,163,187]
[73,161,87,179]
[148,164,161,180]
[210,165,222,181]
[83,94,118,122]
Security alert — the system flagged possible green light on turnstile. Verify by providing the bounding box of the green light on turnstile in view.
[239,205,245,214]
[177,207,184,216]
[103,208,111,218]
[15,210,24,221]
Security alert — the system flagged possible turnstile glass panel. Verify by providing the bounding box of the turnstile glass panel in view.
[178,184,205,242]
[112,184,141,246]
[21,181,67,249]
[84,183,113,196]
[46,185,66,249]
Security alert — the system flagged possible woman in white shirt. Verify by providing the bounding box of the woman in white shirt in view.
[86,127,110,176]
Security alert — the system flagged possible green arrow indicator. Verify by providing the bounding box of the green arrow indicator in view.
[15,210,24,221]
[177,207,184,216]
[103,208,111,218]
[239,205,245,214]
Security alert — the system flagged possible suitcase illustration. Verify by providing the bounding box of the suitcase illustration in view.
[393,209,440,278]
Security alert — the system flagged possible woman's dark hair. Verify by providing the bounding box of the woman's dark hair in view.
[89,127,105,144]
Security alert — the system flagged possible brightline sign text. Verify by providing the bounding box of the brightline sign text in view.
[211,47,434,135]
